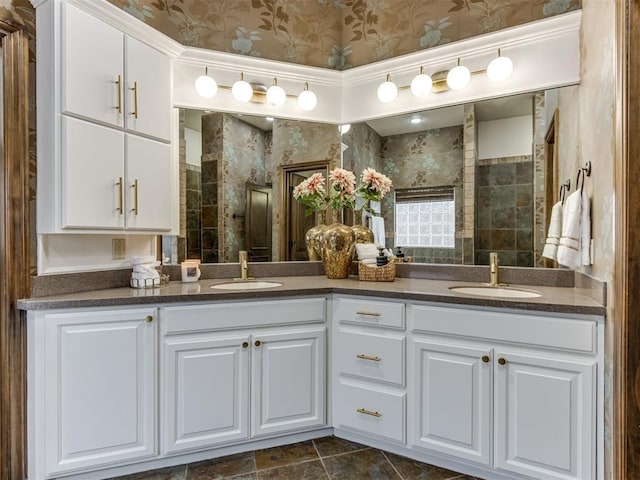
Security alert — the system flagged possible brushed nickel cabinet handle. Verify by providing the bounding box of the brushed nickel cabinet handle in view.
[242,342,249,349]
[145,315,153,323]
[115,74,122,113]
[130,81,139,118]
[131,179,139,215]
[498,357,506,365]
[356,408,381,418]
[482,355,490,363]
[255,340,262,347]
[356,354,381,362]
[116,177,123,214]
[356,311,381,317]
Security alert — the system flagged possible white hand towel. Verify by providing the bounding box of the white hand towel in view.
[580,189,591,265]
[370,216,385,247]
[355,243,379,261]
[557,190,582,268]
[542,201,563,261]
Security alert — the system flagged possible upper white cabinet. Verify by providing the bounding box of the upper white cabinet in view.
[61,2,171,141]
[37,0,174,234]
[61,2,124,129]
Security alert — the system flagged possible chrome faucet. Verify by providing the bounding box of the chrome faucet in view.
[489,252,500,286]
[237,250,253,281]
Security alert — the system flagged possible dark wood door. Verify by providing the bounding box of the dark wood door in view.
[245,183,272,262]
[289,174,315,261]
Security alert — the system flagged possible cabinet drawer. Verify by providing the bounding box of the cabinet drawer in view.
[162,298,325,333]
[336,329,405,386]
[334,380,406,443]
[335,297,404,329]
[410,305,597,354]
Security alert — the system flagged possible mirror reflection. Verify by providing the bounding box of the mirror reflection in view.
[164,86,576,267]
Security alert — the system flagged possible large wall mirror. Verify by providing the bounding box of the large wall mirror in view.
[163,85,577,267]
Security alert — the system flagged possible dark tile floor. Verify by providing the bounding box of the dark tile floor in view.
[110,436,484,480]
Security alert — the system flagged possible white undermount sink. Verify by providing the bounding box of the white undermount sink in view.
[210,281,283,291]
[449,285,542,298]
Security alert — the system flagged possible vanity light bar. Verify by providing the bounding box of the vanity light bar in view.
[194,68,318,111]
[376,49,513,103]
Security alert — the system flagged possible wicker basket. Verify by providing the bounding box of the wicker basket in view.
[358,261,396,282]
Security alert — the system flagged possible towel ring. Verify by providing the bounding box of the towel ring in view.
[559,179,571,204]
[576,161,592,192]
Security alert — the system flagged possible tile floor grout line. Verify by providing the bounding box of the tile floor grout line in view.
[312,439,332,479]
[381,450,405,480]
[253,456,325,475]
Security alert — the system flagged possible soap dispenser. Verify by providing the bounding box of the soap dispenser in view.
[376,248,389,267]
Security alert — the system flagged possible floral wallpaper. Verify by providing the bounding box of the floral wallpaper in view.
[107,0,581,69]
[270,118,341,260]
[380,126,465,262]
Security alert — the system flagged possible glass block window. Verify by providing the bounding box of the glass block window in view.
[395,186,455,248]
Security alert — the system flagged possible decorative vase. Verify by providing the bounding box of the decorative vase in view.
[351,208,374,244]
[322,221,356,279]
[305,211,328,261]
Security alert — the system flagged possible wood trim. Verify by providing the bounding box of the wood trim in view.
[0,24,30,480]
[279,161,331,261]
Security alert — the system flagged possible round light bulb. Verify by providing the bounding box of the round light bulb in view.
[195,74,217,99]
[232,79,253,102]
[339,124,351,135]
[410,73,433,97]
[487,55,513,82]
[446,64,471,90]
[377,80,398,103]
[266,84,286,106]
[297,89,317,111]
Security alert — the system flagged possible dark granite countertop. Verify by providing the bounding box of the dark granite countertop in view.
[17,275,605,316]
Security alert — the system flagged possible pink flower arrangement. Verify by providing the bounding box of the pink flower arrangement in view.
[357,167,393,205]
[293,172,327,214]
[328,168,356,211]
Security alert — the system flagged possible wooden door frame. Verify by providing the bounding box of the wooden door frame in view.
[0,21,30,480]
[279,160,331,261]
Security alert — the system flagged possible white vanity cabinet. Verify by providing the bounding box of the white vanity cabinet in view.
[160,298,326,455]
[36,0,174,234]
[409,304,598,480]
[332,296,407,444]
[28,307,158,479]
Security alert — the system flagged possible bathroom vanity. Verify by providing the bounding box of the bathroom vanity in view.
[20,277,604,480]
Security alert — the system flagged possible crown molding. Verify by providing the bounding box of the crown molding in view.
[64,0,185,57]
[341,11,582,87]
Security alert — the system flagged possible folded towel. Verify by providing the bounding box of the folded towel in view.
[370,216,385,247]
[542,201,563,261]
[355,243,379,260]
[360,258,377,266]
[557,189,591,268]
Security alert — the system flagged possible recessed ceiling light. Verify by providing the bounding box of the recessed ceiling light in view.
[266,116,274,121]
[410,117,423,124]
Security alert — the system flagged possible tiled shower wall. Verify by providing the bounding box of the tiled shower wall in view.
[475,156,534,266]
[185,165,202,260]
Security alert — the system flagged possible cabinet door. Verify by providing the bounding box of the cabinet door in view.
[62,116,125,229]
[125,36,171,142]
[61,2,123,128]
[252,327,325,437]
[495,350,595,480]
[44,308,156,476]
[125,134,173,231]
[411,338,492,466]
[163,334,250,454]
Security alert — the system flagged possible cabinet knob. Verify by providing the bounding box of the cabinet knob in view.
[145,315,153,323]
[498,357,506,365]
[254,340,262,347]
[242,342,249,349]
[481,355,490,363]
